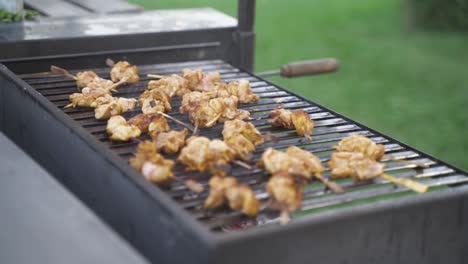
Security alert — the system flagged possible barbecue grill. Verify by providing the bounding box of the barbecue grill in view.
[1,1,468,264]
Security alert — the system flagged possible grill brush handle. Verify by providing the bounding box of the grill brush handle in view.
[257,58,340,78]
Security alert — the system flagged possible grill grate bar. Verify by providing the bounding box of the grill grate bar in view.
[21,59,468,233]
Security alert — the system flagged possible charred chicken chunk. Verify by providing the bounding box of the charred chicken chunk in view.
[108,60,139,83]
[285,146,325,179]
[268,108,293,129]
[106,115,141,141]
[94,97,138,120]
[129,141,175,183]
[182,68,221,92]
[153,128,188,154]
[148,75,190,97]
[258,148,306,177]
[205,176,260,217]
[266,172,303,212]
[335,135,385,161]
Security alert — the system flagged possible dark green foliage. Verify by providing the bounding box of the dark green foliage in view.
[407,0,468,31]
[0,9,39,22]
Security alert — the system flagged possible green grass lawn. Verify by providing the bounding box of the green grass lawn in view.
[131,0,468,170]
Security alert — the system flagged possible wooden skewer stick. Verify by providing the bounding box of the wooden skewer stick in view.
[205,112,222,127]
[279,210,290,225]
[304,134,312,142]
[379,173,428,193]
[233,160,252,170]
[147,74,167,79]
[315,173,345,194]
[181,178,204,193]
[156,111,194,132]
[383,155,429,168]
[50,65,77,80]
[105,58,116,68]
[64,103,74,109]
[108,76,129,92]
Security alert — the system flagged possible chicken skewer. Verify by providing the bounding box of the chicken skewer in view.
[51,65,124,92]
[129,141,204,193]
[258,147,344,194]
[335,135,429,168]
[106,59,140,84]
[222,119,265,161]
[266,172,303,224]
[328,151,428,193]
[268,108,314,142]
[106,115,141,142]
[204,175,260,217]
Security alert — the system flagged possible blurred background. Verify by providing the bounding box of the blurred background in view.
[133,0,468,170]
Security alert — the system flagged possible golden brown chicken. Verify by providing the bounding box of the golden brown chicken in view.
[147,75,191,97]
[139,89,172,114]
[153,128,188,154]
[51,65,122,92]
[106,115,141,141]
[128,113,162,133]
[222,120,264,160]
[177,137,236,175]
[216,80,259,103]
[147,114,170,139]
[259,147,343,193]
[266,172,303,212]
[182,68,221,92]
[179,91,211,114]
[107,59,139,84]
[65,88,112,108]
[268,109,314,141]
[94,97,138,120]
[328,151,428,193]
[335,135,385,161]
[205,176,260,217]
[187,96,251,128]
[129,141,175,183]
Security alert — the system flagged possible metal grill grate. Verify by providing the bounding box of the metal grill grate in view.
[19,59,468,232]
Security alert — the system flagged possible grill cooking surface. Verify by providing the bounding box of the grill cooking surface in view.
[20,60,468,232]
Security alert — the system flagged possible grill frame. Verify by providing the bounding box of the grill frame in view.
[1,59,468,264]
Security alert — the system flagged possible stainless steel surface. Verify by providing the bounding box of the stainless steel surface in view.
[0,8,237,42]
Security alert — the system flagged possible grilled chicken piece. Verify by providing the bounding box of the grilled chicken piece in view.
[268,109,314,141]
[147,114,170,139]
[139,90,172,114]
[335,135,385,161]
[187,96,250,128]
[222,120,264,160]
[216,80,259,103]
[328,152,385,181]
[205,176,260,217]
[51,66,120,92]
[148,75,191,97]
[266,172,303,212]
[66,88,112,108]
[177,137,236,175]
[129,141,175,183]
[94,97,138,120]
[106,115,141,141]
[128,113,161,132]
[179,91,211,114]
[153,128,188,154]
[285,146,325,179]
[108,60,139,83]
[258,148,305,177]
[182,68,221,92]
